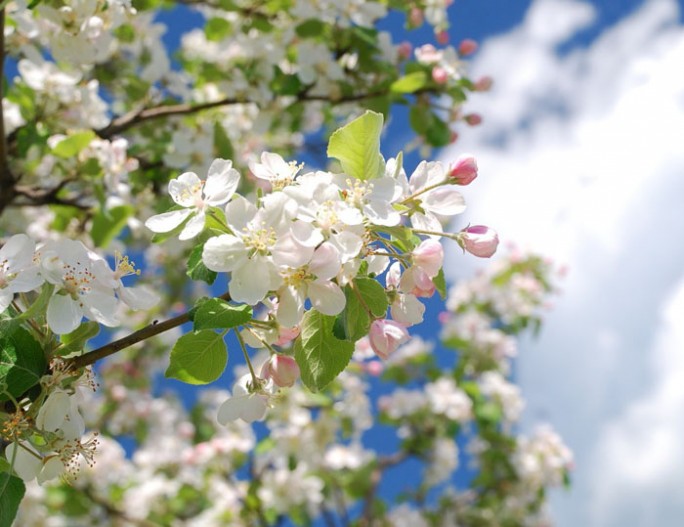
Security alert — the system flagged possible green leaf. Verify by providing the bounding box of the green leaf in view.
[294,310,355,391]
[336,285,371,342]
[295,18,325,37]
[51,131,96,158]
[58,321,100,356]
[327,110,384,181]
[165,330,228,385]
[205,17,232,41]
[433,268,447,300]
[187,245,217,285]
[0,327,46,402]
[425,113,452,147]
[354,277,388,317]
[0,472,25,527]
[91,205,134,247]
[409,105,430,135]
[390,71,427,94]
[193,298,252,330]
[213,122,234,160]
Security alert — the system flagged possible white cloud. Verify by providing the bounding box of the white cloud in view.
[441,0,684,525]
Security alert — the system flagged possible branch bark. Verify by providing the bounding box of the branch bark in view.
[0,8,18,216]
[66,292,231,370]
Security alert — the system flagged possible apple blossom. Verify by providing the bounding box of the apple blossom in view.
[449,154,478,185]
[412,238,444,277]
[217,374,274,424]
[0,234,43,313]
[458,225,500,258]
[369,319,410,359]
[261,355,300,388]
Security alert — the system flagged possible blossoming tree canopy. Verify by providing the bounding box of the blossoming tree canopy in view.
[0,0,572,525]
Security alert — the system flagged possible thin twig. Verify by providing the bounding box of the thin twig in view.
[66,292,231,370]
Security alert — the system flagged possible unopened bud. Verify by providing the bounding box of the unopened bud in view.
[474,75,493,92]
[449,155,478,185]
[458,225,499,258]
[409,7,424,27]
[436,30,449,45]
[397,41,413,60]
[458,38,478,56]
[412,239,444,277]
[465,113,482,126]
[432,66,449,85]
[369,319,410,359]
[261,355,300,387]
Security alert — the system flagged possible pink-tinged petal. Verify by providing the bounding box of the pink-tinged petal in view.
[423,187,466,216]
[449,155,478,185]
[119,285,159,310]
[204,159,240,205]
[308,281,346,316]
[84,291,119,327]
[47,295,82,334]
[179,211,206,240]
[369,319,409,359]
[144,208,193,233]
[391,293,425,326]
[459,225,499,258]
[412,239,444,278]
[203,235,247,272]
[261,355,300,387]
[309,242,341,281]
[276,285,305,328]
[229,259,277,305]
[169,172,202,207]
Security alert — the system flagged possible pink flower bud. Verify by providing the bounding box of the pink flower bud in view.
[275,326,300,346]
[365,361,384,376]
[458,38,478,56]
[369,319,410,360]
[450,131,459,143]
[260,355,300,387]
[459,225,499,258]
[409,7,424,27]
[449,155,478,185]
[474,75,493,92]
[431,66,449,85]
[436,30,450,45]
[400,266,435,298]
[412,239,444,277]
[397,41,413,60]
[465,113,482,126]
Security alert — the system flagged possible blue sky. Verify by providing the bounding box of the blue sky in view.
[440,0,684,525]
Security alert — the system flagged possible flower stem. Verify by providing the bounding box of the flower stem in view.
[235,329,259,387]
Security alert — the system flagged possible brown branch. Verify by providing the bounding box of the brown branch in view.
[66,292,231,370]
[357,451,410,527]
[96,90,386,139]
[0,8,18,216]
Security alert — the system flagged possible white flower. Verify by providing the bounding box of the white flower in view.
[249,152,301,189]
[0,234,43,313]
[39,240,119,334]
[425,377,472,422]
[145,158,240,240]
[217,374,273,424]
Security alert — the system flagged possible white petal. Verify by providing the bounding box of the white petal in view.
[217,396,244,424]
[423,187,466,216]
[179,211,206,240]
[169,172,202,207]
[309,242,341,281]
[47,295,82,334]
[363,200,401,227]
[38,457,65,484]
[119,285,159,310]
[204,159,240,205]
[290,220,324,248]
[276,286,305,328]
[408,160,430,194]
[144,208,193,233]
[370,177,400,202]
[229,259,276,305]
[203,235,247,272]
[391,293,425,326]
[0,233,35,270]
[240,395,269,422]
[84,292,119,327]
[272,232,314,268]
[36,390,70,432]
[308,281,346,316]
[410,211,443,236]
[330,231,363,262]
[5,443,41,482]
[0,291,12,313]
[225,195,257,232]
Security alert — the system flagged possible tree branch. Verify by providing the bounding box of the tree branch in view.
[0,8,18,216]
[97,90,385,139]
[66,292,231,370]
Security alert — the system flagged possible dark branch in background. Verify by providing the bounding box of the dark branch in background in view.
[96,90,386,139]
[11,179,90,210]
[66,292,232,370]
[357,451,410,527]
[0,8,18,215]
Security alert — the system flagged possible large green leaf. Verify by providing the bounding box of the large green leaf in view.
[193,298,252,330]
[187,244,217,285]
[0,327,46,402]
[390,71,427,94]
[0,472,25,527]
[91,205,134,248]
[295,310,355,391]
[165,330,228,385]
[327,110,384,181]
